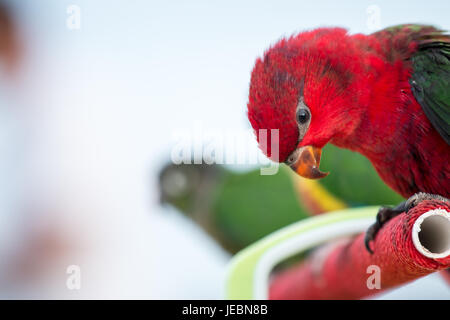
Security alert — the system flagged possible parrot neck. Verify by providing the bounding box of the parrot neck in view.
[330,35,416,160]
[316,30,448,198]
[328,35,433,199]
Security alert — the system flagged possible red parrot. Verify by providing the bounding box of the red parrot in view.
[246,24,450,252]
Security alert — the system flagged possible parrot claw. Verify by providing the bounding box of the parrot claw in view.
[364,206,404,254]
[364,226,375,254]
[364,192,449,254]
[403,192,449,212]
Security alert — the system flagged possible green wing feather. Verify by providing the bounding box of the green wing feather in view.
[374,24,450,144]
[409,28,450,145]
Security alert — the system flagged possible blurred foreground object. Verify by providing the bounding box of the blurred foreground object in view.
[0,2,21,75]
[0,219,76,294]
[269,200,450,299]
[158,145,402,253]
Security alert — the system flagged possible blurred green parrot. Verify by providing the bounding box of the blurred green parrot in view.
[158,144,403,254]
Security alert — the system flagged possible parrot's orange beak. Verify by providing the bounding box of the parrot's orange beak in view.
[287,146,328,179]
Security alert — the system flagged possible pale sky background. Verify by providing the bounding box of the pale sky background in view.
[0,0,449,298]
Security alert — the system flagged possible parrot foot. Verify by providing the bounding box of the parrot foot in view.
[364,204,405,254]
[401,192,448,212]
[364,192,449,254]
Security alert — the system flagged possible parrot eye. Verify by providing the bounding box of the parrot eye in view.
[295,98,311,141]
[296,108,310,125]
[286,154,295,165]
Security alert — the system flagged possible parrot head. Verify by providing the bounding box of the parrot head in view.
[247,28,368,179]
[158,162,224,214]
